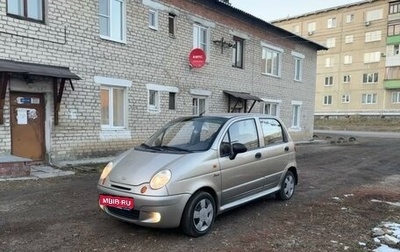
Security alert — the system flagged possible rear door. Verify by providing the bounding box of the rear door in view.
[258,118,291,189]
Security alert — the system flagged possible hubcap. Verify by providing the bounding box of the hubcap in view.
[193,198,214,232]
[284,175,295,197]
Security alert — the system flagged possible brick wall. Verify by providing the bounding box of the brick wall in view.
[0,0,318,161]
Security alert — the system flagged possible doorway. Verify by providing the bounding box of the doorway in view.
[10,92,45,161]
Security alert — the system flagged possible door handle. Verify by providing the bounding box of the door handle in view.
[284,146,289,152]
[255,152,262,159]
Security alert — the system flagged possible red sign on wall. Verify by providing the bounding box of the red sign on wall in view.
[189,48,206,68]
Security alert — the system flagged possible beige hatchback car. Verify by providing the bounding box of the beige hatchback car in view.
[98,114,298,237]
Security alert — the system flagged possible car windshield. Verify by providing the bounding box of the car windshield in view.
[140,116,228,152]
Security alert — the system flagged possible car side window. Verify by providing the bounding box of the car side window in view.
[260,118,284,146]
[228,119,259,150]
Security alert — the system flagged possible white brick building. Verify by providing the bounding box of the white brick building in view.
[0,0,325,163]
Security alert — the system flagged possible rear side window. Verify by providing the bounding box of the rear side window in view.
[260,118,285,146]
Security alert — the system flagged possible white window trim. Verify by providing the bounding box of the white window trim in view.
[291,51,305,59]
[294,57,303,82]
[148,9,158,30]
[342,94,350,103]
[362,93,377,104]
[261,98,281,117]
[192,96,209,116]
[99,0,127,43]
[392,92,400,103]
[145,84,179,113]
[99,86,128,130]
[345,35,353,44]
[190,89,212,97]
[96,76,131,131]
[323,95,333,105]
[193,23,210,62]
[261,42,284,53]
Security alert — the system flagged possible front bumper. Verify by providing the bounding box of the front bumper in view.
[97,185,191,228]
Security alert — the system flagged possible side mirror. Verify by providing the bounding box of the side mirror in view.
[229,143,247,160]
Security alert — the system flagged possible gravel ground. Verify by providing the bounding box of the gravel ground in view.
[0,136,399,252]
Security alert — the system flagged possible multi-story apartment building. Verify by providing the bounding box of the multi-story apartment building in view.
[0,0,324,164]
[273,0,400,118]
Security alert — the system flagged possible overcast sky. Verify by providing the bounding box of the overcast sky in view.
[229,0,364,22]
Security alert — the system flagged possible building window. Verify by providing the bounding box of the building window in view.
[307,22,316,33]
[344,55,353,65]
[291,102,302,129]
[262,46,282,77]
[345,35,354,44]
[148,9,158,30]
[294,57,303,81]
[342,94,350,103]
[363,73,379,84]
[326,38,336,48]
[323,95,333,105]
[327,18,337,28]
[263,102,279,116]
[325,76,333,86]
[192,97,207,115]
[388,23,400,36]
[343,75,351,83]
[393,92,400,103]
[388,44,400,57]
[365,30,382,42]
[101,86,126,128]
[232,36,244,69]
[364,52,381,63]
[386,66,400,79]
[325,57,334,67]
[148,90,160,112]
[362,94,377,104]
[7,0,44,21]
[99,0,125,42]
[193,24,208,55]
[168,13,176,37]
[346,14,354,23]
[169,92,176,110]
[365,9,383,22]
[390,2,400,14]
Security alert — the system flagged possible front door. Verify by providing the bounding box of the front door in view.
[10,92,45,161]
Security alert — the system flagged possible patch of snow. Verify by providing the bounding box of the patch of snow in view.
[371,199,400,207]
[344,194,354,197]
[359,242,367,246]
[372,222,400,252]
[373,244,400,252]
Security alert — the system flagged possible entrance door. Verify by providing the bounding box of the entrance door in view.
[10,92,45,161]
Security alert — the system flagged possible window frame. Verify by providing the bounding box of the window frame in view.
[325,57,334,67]
[323,95,333,105]
[6,0,45,22]
[344,55,353,65]
[390,2,400,14]
[148,8,158,30]
[345,35,354,44]
[341,94,350,103]
[290,101,302,130]
[100,86,127,129]
[262,45,283,77]
[148,89,160,112]
[362,93,377,104]
[326,37,336,48]
[193,24,209,59]
[99,0,126,43]
[262,102,280,116]
[232,36,244,69]
[346,14,354,23]
[327,17,337,28]
[343,75,351,83]
[168,13,176,37]
[392,92,400,103]
[363,73,379,84]
[294,57,303,81]
[168,92,176,110]
[192,96,208,116]
[324,76,334,86]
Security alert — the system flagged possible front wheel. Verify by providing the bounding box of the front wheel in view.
[181,191,216,237]
[276,171,296,200]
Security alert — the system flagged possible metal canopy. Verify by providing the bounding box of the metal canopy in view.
[0,59,80,80]
[223,90,262,113]
[0,59,80,125]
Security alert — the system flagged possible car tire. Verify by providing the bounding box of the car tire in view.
[276,171,296,201]
[181,191,216,237]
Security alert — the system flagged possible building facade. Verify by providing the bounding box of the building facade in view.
[273,0,400,118]
[0,0,323,163]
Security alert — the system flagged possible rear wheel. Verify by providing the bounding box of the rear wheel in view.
[276,171,296,200]
[181,191,216,237]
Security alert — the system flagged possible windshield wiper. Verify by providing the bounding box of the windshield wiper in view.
[160,145,193,153]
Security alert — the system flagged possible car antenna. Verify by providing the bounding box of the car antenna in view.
[199,109,208,116]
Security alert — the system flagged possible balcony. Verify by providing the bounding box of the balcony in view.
[384,79,400,89]
[387,35,400,45]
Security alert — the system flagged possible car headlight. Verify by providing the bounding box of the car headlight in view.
[150,170,171,190]
[99,162,113,185]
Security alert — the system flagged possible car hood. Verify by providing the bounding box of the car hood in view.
[108,148,185,186]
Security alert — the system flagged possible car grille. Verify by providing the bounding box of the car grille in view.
[107,207,140,220]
